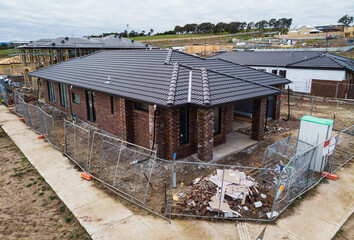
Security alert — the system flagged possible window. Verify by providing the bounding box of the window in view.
[48,81,55,102]
[72,93,80,104]
[59,83,69,108]
[135,102,149,112]
[86,90,96,122]
[279,70,287,78]
[110,96,114,114]
[272,70,278,75]
[179,107,189,145]
[214,107,221,135]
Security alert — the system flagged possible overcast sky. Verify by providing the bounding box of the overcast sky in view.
[1,0,353,42]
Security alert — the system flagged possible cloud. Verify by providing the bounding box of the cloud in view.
[0,0,353,41]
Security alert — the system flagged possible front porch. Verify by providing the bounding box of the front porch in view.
[191,131,257,162]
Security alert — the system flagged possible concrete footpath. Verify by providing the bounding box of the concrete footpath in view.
[0,105,353,240]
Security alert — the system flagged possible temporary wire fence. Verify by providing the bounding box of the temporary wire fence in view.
[14,93,59,149]
[281,92,354,130]
[64,119,90,172]
[261,125,354,220]
[0,85,8,105]
[7,94,354,222]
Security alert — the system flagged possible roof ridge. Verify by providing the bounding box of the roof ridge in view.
[165,49,173,64]
[214,57,291,84]
[286,54,323,66]
[201,67,211,105]
[321,53,349,68]
[166,63,179,105]
[203,66,281,92]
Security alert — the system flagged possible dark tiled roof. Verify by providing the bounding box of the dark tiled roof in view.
[211,51,321,67]
[28,50,280,108]
[286,55,344,69]
[169,51,290,86]
[17,35,155,49]
[212,51,354,72]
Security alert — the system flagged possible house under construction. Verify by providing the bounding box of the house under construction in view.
[14,35,155,87]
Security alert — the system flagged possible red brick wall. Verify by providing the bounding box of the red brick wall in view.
[251,98,266,141]
[95,92,125,139]
[133,108,150,149]
[42,80,232,161]
[71,86,88,121]
[197,108,214,161]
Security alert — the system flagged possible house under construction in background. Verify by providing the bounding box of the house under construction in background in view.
[12,35,156,89]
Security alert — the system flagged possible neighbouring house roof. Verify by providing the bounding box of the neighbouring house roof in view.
[17,35,155,49]
[28,50,285,108]
[211,51,354,72]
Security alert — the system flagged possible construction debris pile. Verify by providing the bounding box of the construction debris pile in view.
[173,169,276,219]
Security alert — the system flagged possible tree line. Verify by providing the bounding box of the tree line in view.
[172,18,293,34]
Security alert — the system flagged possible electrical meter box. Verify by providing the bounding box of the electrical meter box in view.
[297,116,333,172]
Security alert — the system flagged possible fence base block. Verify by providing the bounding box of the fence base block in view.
[38,134,48,139]
[81,172,93,181]
[321,171,338,181]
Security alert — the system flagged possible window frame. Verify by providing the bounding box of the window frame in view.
[86,90,96,122]
[72,93,80,104]
[110,96,114,114]
[59,83,69,108]
[179,106,189,145]
[279,70,287,78]
[134,102,149,112]
[48,81,55,103]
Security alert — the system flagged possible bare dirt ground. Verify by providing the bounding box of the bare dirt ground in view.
[0,127,91,240]
[332,213,354,240]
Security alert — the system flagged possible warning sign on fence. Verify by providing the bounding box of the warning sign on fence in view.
[328,137,336,155]
[323,140,330,156]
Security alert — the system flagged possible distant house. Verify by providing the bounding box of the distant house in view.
[29,50,289,161]
[211,51,354,98]
[16,35,155,86]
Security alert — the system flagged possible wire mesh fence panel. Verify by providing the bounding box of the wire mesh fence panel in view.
[89,132,158,204]
[20,98,32,127]
[167,161,280,221]
[27,104,42,134]
[0,85,8,105]
[13,91,23,115]
[333,101,354,130]
[41,109,59,149]
[280,93,354,134]
[64,120,90,171]
[330,125,354,173]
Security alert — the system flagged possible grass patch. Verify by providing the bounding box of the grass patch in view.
[26,183,32,188]
[65,217,72,223]
[49,195,57,201]
[60,206,66,212]
[0,49,10,57]
[38,192,44,196]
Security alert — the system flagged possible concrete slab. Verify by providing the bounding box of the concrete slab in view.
[191,132,257,162]
[72,196,134,235]
[93,215,161,240]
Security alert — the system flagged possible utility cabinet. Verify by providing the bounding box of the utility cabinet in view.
[297,116,333,172]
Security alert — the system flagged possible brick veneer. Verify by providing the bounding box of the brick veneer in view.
[42,80,267,161]
[272,94,281,120]
[197,108,214,161]
[251,98,266,141]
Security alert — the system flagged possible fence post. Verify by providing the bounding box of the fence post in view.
[217,167,225,218]
[310,95,314,116]
[335,82,339,99]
